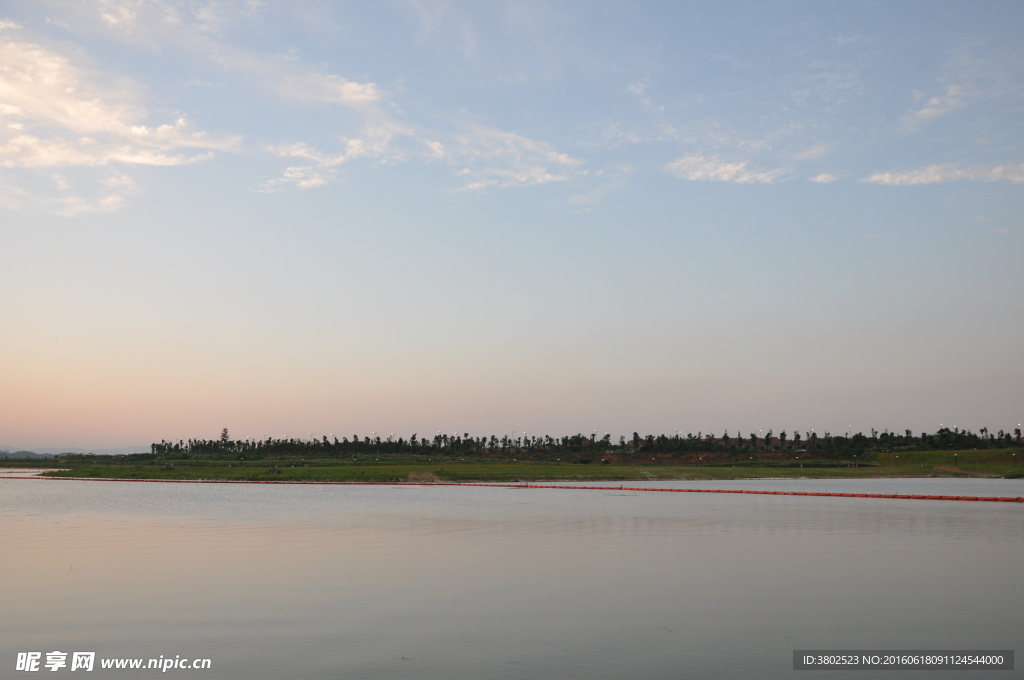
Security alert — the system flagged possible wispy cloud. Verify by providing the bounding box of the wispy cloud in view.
[566,167,632,211]
[664,154,785,184]
[260,123,409,190]
[0,24,235,212]
[54,1,582,195]
[861,163,1024,186]
[259,117,583,193]
[0,2,399,201]
[626,80,666,114]
[0,170,140,215]
[0,136,215,168]
[808,173,838,183]
[405,0,584,83]
[88,0,398,191]
[409,0,480,58]
[88,0,264,37]
[793,144,830,160]
[834,35,862,47]
[80,0,382,109]
[0,38,234,163]
[443,126,583,191]
[905,84,965,126]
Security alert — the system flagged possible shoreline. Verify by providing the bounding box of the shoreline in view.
[4,450,1021,484]
[2,473,1021,503]
[2,463,1020,483]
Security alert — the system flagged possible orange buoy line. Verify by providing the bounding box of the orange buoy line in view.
[1,475,1022,503]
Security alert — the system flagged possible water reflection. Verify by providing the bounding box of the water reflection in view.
[2,479,1021,679]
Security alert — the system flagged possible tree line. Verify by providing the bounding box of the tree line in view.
[149,426,1023,460]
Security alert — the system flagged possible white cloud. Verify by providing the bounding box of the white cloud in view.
[793,144,829,160]
[0,135,215,168]
[260,123,408,190]
[0,30,236,211]
[861,163,1024,186]
[905,84,964,126]
[69,0,381,108]
[269,69,380,105]
[18,2,588,197]
[263,121,584,193]
[91,0,265,36]
[255,78,583,192]
[664,154,784,184]
[566,167,632,210]
[809,173,838,183]
[0,169,140,215]
[442,126,583,191]
[42,0,405,190]
[626,79,666,113]
[202,46,381,108]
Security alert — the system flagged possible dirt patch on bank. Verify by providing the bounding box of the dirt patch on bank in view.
[407,471,442,483]
[934,466,1001,477]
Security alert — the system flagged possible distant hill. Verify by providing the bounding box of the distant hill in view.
[34,446,151,456]
[1,445,150,457]
[0,450,50,458]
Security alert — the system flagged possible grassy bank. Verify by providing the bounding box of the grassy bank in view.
[25,449,1022,482]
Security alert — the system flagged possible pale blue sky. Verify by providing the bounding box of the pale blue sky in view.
[1,1,1022,450]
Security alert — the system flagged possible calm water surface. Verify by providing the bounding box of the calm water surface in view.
[2,477,1021,679]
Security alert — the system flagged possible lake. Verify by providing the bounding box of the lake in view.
[2,477,1021,679]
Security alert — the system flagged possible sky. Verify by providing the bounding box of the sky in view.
[1,1,1022,452]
